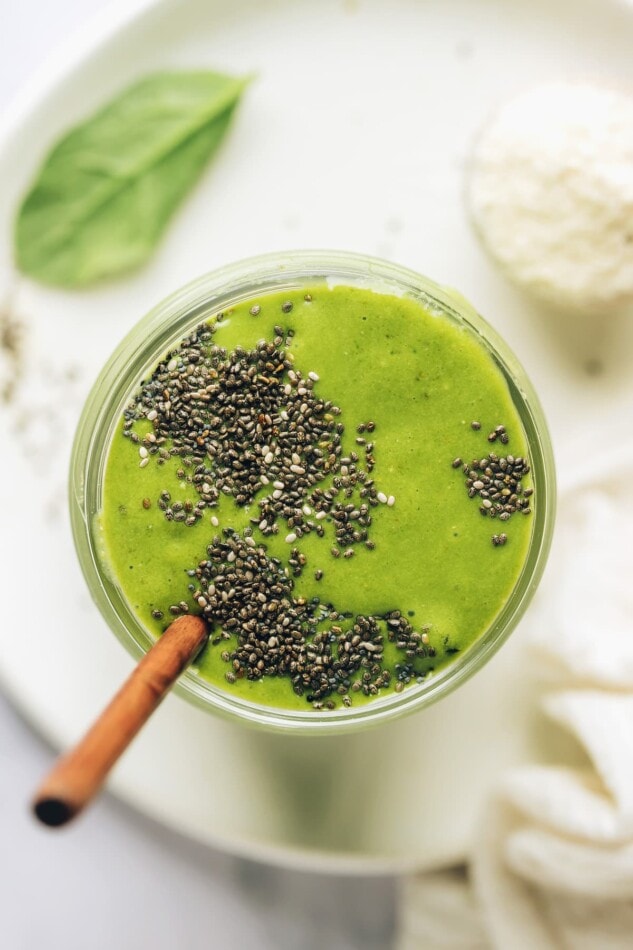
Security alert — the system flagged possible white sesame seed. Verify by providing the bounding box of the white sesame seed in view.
[264,452,274,465]
[280,410,289,421]
[211,515,219,527]
[387,495,396,507]
[227,551,236,562]
[421,632,430,644]
[316,510,327,520]
[207,584,216,595]
[197,596,207,608]
[245,536,256,547]
[273,480,284,490]
[272,489,283,500]
[290,464,305,475]
[259,519,268,531]
[167,359,178,372]
[283,385,292,396]
[308,371,319,381]
[146,409,158,421]
[285,533,297,544]
[302,505,312,516]
[139,458,149,468]
[291,453,301,465]
[377,492,388,504]
[202,483,211,493]
[139,446,148,458]
[260,474,270,484]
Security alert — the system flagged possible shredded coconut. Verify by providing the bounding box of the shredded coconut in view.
[467,81,633,313]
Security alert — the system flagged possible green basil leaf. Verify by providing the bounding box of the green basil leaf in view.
[15,71,249,288]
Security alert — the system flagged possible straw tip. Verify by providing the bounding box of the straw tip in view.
[33,797,75,828]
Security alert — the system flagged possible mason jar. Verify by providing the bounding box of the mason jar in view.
[69,251,555,733]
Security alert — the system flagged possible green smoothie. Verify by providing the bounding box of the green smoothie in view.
[100,284,534,712]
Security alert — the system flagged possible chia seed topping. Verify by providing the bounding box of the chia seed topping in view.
[124,324,389,555]
[454,425,533,542]
[185,528,433,705]
[119,312,436,709]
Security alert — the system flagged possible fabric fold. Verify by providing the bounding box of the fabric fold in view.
[398,428,633,949]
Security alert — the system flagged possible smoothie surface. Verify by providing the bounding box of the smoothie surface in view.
[100,283,534,711]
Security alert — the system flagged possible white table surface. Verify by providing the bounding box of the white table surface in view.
[0,3,396,948]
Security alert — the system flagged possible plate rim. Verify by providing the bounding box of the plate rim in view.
[0,0,161,161]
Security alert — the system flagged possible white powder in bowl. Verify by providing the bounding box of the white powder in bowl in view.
[467,81,633,313]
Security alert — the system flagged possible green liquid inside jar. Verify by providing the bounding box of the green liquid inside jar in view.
[100,283,533,712]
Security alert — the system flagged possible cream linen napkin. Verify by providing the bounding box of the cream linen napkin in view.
[398,433,633,949]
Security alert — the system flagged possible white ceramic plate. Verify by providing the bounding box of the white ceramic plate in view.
[2,0,633,874]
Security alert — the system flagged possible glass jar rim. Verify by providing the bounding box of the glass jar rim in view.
[70,250,556,734]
